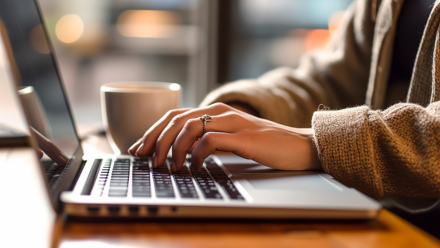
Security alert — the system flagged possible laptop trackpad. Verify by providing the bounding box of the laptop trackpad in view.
[222,163,341,192]
[241,173,339,191]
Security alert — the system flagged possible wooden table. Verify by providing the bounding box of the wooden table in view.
[56,209,440,248]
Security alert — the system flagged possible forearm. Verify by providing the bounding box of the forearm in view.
[200,0,374,127]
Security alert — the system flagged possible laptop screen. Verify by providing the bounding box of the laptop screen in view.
[0,0,80,160]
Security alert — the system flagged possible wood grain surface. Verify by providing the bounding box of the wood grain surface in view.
[56,209,440,248]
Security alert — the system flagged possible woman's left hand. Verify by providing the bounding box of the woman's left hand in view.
[128,103,321,172]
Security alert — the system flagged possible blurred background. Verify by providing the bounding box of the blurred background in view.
[37,0,354,131]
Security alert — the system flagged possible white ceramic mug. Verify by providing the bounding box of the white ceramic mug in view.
[101,81,181,154]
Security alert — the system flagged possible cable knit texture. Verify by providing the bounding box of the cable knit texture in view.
[313,103,440,198]
[200,0,440,198]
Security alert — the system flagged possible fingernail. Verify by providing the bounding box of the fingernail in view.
[128,139,142,154]
[128,147,136,155]
[135,143,144,156]
[153,155,158,168]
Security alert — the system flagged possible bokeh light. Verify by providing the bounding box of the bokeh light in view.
[305,29,331,51]
[303,11,346,51]
[116,10,179,38]
[55,14,84,44]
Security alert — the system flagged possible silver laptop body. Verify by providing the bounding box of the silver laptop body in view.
[0,0,380,220]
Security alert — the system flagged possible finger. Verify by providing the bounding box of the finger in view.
[150,103,233,167]
[128,138,142,155]
[31,127,69,166]
[187,140,199,153]
[36,149,44,159]
[134,108,192,157]
[128,139,156,156]
[171,113,245,171]
[190,132,243,173]
[170,118,201,171]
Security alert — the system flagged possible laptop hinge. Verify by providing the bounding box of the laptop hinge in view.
[81,159,102,195]
[70,159,87,191]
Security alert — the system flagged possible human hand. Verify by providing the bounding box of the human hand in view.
[128,103,321,172]
[30,127,69,166]
[225,101,260,117]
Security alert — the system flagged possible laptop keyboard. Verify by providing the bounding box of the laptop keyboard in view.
[91,157,244,201]
[42,160,61,184]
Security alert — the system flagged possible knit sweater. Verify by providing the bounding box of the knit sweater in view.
[199,0,440,198]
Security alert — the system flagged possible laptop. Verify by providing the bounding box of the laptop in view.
[0,0,380,219]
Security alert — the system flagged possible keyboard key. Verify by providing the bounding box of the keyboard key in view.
[152,165,175,198]
[217,179,244,200]
[131,159,152,198]
[193,168,222,199]
[172,167,199,199]
[109,182,128,187]
[111,172,130,175]
[106,158,130,197]
[115,159,130,163]
[109,186,128,191]
[133,192,151,197]
[109,192,127,197]
[205,161,244,200]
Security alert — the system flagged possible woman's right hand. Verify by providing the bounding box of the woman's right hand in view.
[128,103,321,173]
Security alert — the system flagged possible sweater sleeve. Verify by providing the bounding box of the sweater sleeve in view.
[312,102,440,198]
[200,0,375,128]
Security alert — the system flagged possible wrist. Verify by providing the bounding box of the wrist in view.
[294,128,322,170]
